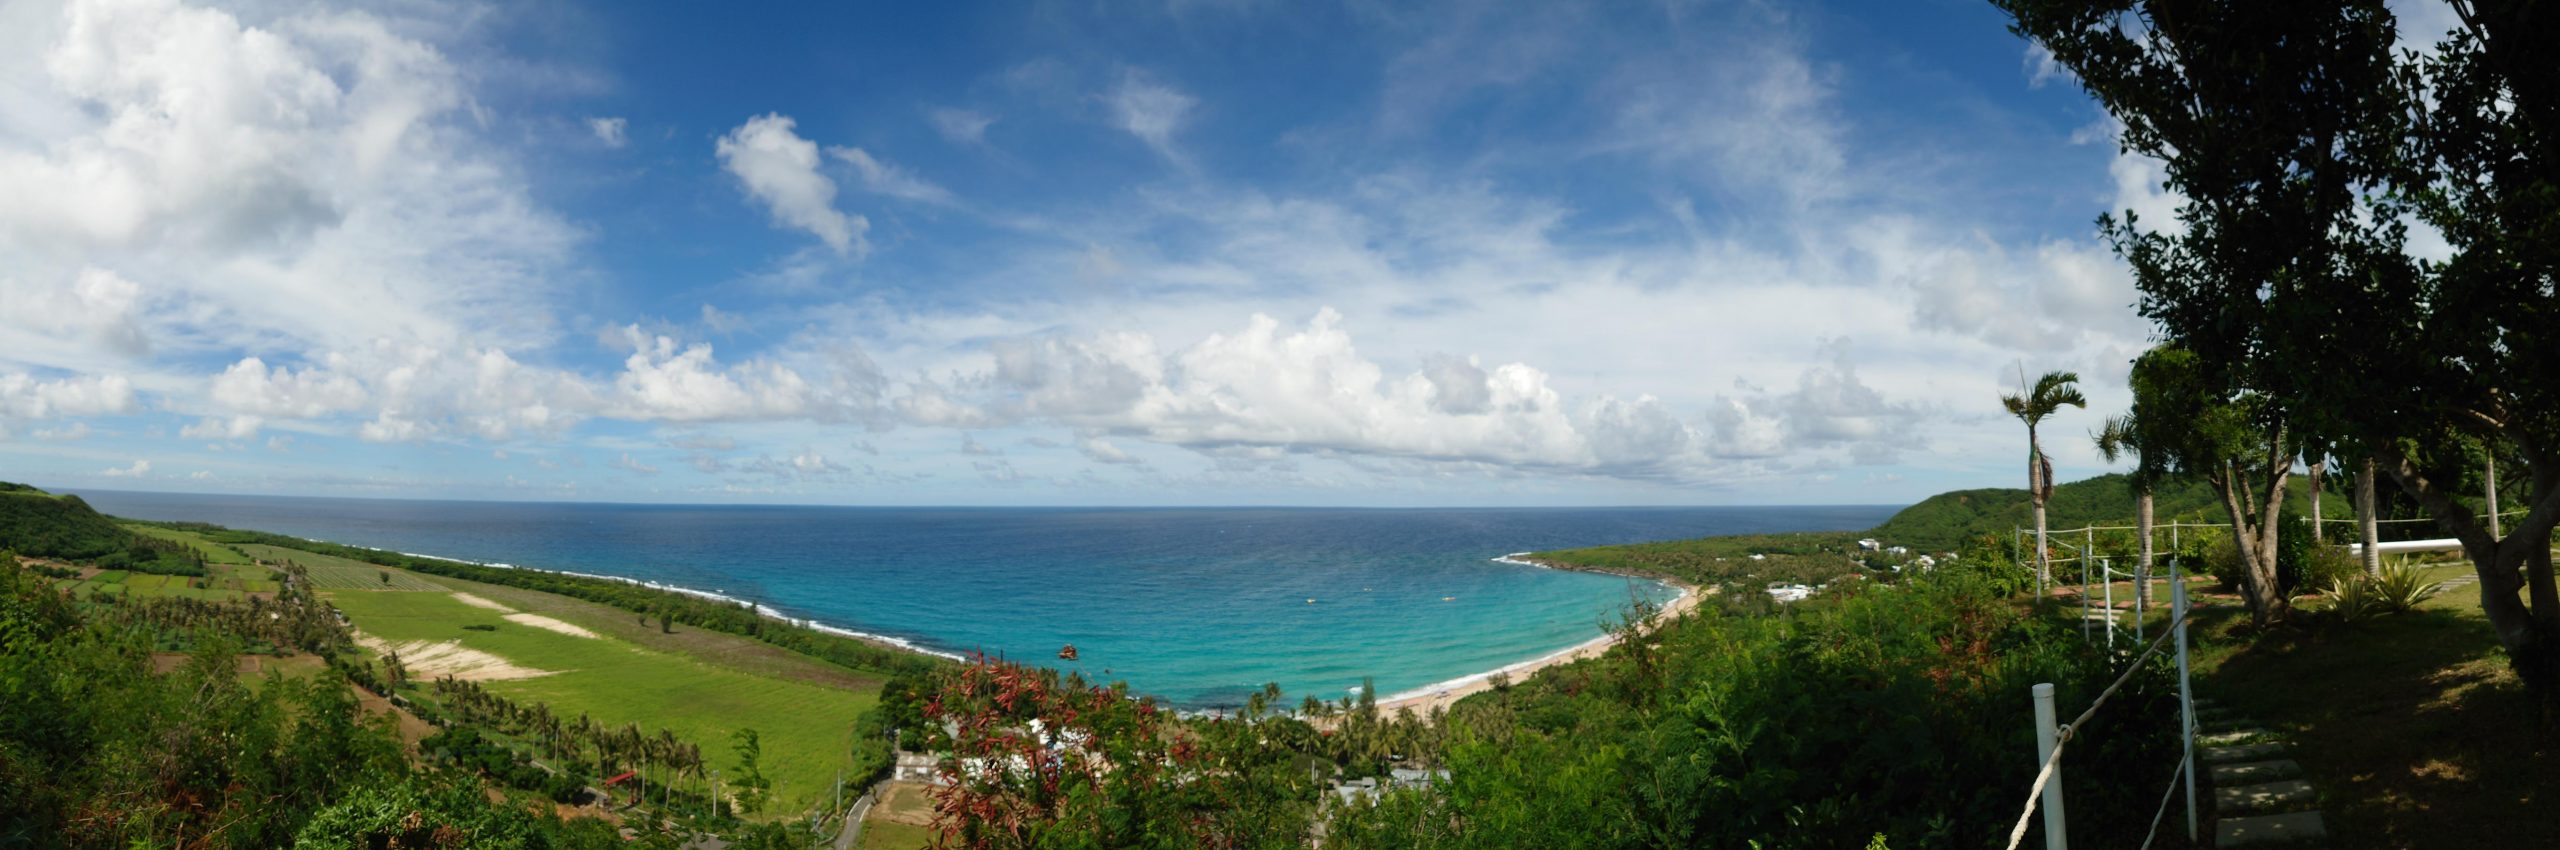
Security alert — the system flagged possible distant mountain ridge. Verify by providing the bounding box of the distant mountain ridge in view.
[1867,472,2314,552]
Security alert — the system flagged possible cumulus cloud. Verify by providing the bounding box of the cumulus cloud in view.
[909,309,1719,477]
[0,372,134,420]
[716,114,866,254]
[610,452,659,474]
[101,458,149,477]
[211,356,368,418]
[0,0,578,361]
[607,326,882,423]
[588,116,628,147]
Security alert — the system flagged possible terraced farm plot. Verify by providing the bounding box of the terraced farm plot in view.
[125,524,253,564]
[325,589,875,813]
[240,544,445,590]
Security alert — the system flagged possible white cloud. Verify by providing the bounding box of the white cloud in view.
[101,458,149,477]
[831,146,955,205]
[33,422,89,440]
[610,452,659,474]
[716,113,866,255]
[181,415,260,440]
[1078,435,1139,465]
[929,107,995,145]
[211,356,368,418]
[0,371,134,420]
[2023,42,2072,88]
[588,116,627,147]
[187,469,213,480]
[1106,71,1195,163]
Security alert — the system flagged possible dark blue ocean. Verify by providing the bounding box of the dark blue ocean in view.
[68,490,1895,708]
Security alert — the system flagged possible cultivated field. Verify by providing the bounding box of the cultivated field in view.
[325,585,878,813]
[238,543,446,591]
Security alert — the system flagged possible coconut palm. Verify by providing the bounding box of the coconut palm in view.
[2094,413,2159,618]
[2003,369,2086,593]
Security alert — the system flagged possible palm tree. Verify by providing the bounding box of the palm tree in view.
[2003,369,2087,593]
[2093,413,2158,618]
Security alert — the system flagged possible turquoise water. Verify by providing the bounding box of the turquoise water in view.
[70,492,1894,708]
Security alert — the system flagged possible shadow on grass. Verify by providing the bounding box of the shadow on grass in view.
[2196,602,2559,849]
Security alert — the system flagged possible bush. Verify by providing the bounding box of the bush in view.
[2323,558,2447,623]
[2372,559,2448,613]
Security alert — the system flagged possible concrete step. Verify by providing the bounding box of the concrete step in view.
[2210,759,2304,784]
[2200,728,2274,746]
[2199,718,2257,734]
[2202,742,2289,763]
[2217,810,2327,847]
[2215,779,2318,814]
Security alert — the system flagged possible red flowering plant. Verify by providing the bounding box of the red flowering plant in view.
[923,656,1321,850]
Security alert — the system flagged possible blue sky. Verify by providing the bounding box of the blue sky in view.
[0,0,2467,506]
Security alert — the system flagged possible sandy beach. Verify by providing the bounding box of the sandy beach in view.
[1375,573,1710,716]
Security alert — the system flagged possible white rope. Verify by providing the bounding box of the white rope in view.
[2137,751,2189,850]
[2000,610,2191,850]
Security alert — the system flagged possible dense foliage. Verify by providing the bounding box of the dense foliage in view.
[1868,473,2305,553]
[1527,533,1867,591]
[915,568,2177,850]
[0,555,627,849]
[0,486,152,560]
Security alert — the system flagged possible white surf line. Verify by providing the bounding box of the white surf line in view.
[334,543,970,663]
[1378,553,1695,704]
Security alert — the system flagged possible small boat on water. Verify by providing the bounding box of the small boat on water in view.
[1057,644,1079,660]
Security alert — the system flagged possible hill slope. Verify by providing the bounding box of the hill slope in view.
[1867,472,2314,552]
[0,484,139,559]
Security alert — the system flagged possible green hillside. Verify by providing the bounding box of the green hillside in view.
[1867,472,2315,552]
[0,483,138,559]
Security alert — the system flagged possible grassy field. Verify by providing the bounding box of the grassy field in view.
[42,525,288,599]
[857,819,936,850]
[239,542,446,590]
[325,585,878,814]
[126,523,254,564]
[2186,558,2558,849]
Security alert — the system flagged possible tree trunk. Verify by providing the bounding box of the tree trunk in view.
[2137,489,2155,617]
[2309,459,2327,544]
[2359,458,2382,576]
[2212,436,2294,626]
[2031,426,2051,594]
[2488,453,2503,540]
[2381,446,2560,711]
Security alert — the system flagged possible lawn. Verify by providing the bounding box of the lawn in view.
[2188,559,2559,849]
[325,587,879,815]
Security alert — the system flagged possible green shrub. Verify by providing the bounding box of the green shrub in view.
[2372,559,2448,614]
[2324,558,2447,623]
[2323,573,2385,623]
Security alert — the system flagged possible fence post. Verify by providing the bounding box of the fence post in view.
[2103,558,2115,650]
[2173,563,2198,843]
[2080,548,2092,641]
[2033,682,2069,850]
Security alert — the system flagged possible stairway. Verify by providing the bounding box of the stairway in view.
[2194,699,2327,847]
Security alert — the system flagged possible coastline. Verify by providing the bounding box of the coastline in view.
[1375,552,1704,716]
[324,539,970,663]
[318,536,1693,705]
